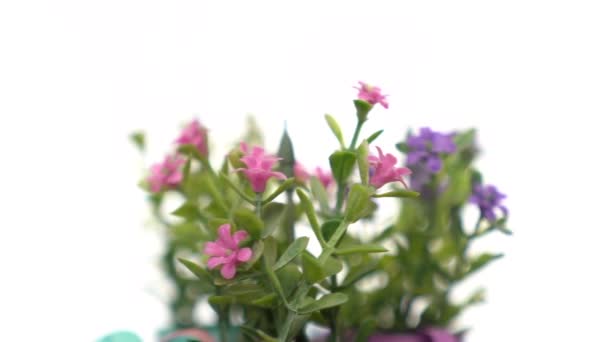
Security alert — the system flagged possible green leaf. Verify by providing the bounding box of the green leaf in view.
[298,292,348,314]
[334,244,387,256]
[178,258,212,282]
[171,202,201,221]
[182,156,192,186]
[344,184,374,223]
[341,261,378,288]
[395,142,408,153]
[208,295,234,305]
[249,293,278,308]
[355,318,377,342]
[329,150,357,184]
[223,283,265,296]
[466,253,503,277]
[262,178,295,205]
[302,251,325,283]
[321,220,341,243]
[296,189,326,247]
[323,256,343,279]
[366,130,383,144]
[277,129,295,178]
[354,99,373,122]
[324,114,346,149]
[233,208,264,239]
[220,173,255,204]
[177,144,206,162]
[243,240,265,270]
[310,176,331,214]
[372,190,420,199]
[276,263,302,296]
[129,131,146,152]
[357,140,370,185]
[261,203,286,238]
[263,237,278,269]
[273,237,309,271]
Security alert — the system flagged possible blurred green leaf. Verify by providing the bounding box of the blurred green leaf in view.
[273,237,309,271]
[129,131,146,152]
[344,184,374,223]
[310,176,331,214]
[372,190,419,199]
[341,261,379,288]
[171,202,201,221]
[298,293,348,314]
[262,178,294,205]
[261,203,286,238]
[324,114,346,149]
[366,130,383,144]
[334,244,387,256]
[302,251,325,283]
[329,150,357,183]
[233,208,264,239]
[277,128,295,178]
[178,258,213,283]
[296,189,326,247]
[357,140,370,185]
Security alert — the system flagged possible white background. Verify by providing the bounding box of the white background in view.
[1,1,607,341]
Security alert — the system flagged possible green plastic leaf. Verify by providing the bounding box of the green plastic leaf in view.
[129,131,146,153]
[354,99,373,122]
[324,114,346,149]
[323,256,343,279]
[465,253,503,277]
[296,189,326,247]
[365,130,383,144]
[310,176,331,214]
[321,220,341,243]
[249,293,278,308]
[171,202,201,221]
[329,150,357,184]
[178,258,212,282]
[276,263,302,296]
[334,244,387,256]
[372,190,420,199]
[233,208,264,239]
[243,240,265,270]
[357,140,370,185]
[220,173,255,204]
[261,203,286,238]
[262,178,295,205]
[177,144,206,162]
[395,142,408,153]
[298,292,348,314]
[208,295,234,305]
[273,237,309,271]
[344,184,374,223]
[341,261,378,288]
[277,128,295,178]
[302,251,325,283]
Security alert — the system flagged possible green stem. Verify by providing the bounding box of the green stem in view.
[334,182,346,214]
[255,192,263,217]
[348,120,364,150]
[285,189,296,244]
[219,309,229,342]
[328,275,341,342]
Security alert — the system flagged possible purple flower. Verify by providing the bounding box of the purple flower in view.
[470,184,508,222]
[406,128,456,173]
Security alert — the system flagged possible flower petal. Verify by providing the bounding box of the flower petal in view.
[220,262,237,279]
[236,247,253,262]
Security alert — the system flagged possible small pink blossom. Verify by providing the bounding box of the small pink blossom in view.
[204,224,252,280]
[237,142,286,193]
[368,146,411,189]
[175,119,209,157]
[355,81,389,109]
[315,167,335,190]
[294,162,310,183]
[148,154,186,193]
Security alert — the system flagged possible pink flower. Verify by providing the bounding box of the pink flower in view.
[175,119,209,157]
[204,224,253,280]
[294,162,310,183]
[148,154,186,193]
[236,142,286,193]
[315,167,335,190]
[355,81,389,109]
[368,146,412,189]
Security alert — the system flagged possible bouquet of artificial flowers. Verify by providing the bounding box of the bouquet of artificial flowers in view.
[111,82,509,342]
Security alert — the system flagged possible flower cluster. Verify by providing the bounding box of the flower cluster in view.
[129,81,509,342]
